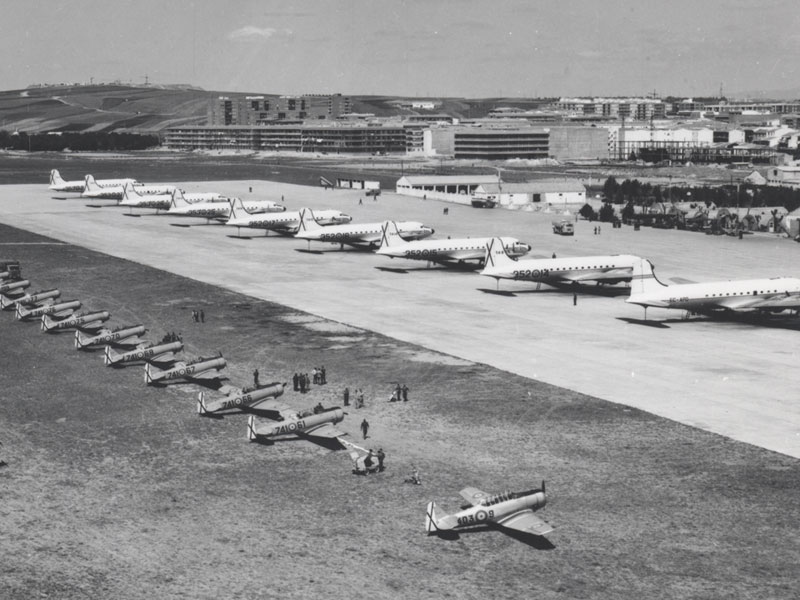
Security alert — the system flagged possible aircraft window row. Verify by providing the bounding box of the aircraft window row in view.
[704,290,778,297]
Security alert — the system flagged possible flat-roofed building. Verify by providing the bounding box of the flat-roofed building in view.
[395,175,499,204]
[453,127,549,159]
[471,181,586,208]
[207,94,351,126]
[766,166,800,188]
[164,123,406,153]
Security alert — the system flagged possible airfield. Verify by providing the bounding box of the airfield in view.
[1,179,800,599]
[2,181,799,457]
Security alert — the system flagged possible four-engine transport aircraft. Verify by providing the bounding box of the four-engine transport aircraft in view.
[104,340,183,367]
[376,220,531,267]
[626,258,800,319]
[49,170,85,193]
[145,354,227,385]
[197,382,287,415]
[119,182,174,213]
[425,481,553,539]
[81,174,138,200]
[1,287,59,310]
[295,208,434,250]
[75,325,147,350]
[480,237,639,290]
[246,408,347,443]
[166,190,233,221]
[17,299,80,321]
[41,310,110,333]
[226,204,352,236]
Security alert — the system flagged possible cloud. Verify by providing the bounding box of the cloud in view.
[227,26,291,41]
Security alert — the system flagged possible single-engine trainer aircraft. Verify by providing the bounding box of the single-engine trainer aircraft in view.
[145,354,227,385]
[41,310,110,333]
[75,324,147,350]
[49,169,85,193]
[1,288,60,310]
[481,238,639,290]
[16,299,80,321]
[197,382,286,415]
[377,220,530,266]
[246,407,347,443]
[626,258,800,319]
[104,340,183,367]
[425,481,553,538]
[0,279,30,297]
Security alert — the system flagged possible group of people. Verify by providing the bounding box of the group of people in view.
[160,331,182,343]
[292,372,314,393]
[389,383,410,402]
[191,309,205,323]
[343,386,365,408]
[311,366,327,385]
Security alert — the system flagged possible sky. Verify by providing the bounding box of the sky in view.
[1,0,799,98]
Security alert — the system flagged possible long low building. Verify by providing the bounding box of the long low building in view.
[471,181,586,208]
[395,175,499,204]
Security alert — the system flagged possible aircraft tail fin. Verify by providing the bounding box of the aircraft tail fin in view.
[122,181,141,202]
[425,501,443,534]
[379,221,408,250]
[15,303,29,320]
[247,415,258,441]
[197,391,209,415]
[297,208,322,233]
[74,330,91,350]
[144,363,160,384]
[171,188,190,209]
[629,258,668,297]
[40,313,57,332]
[50,169,65,186]
[104,345,121,365]
[84,174,100,193]
[0,293,15,310]
[229,197,253,220]
[483,237,515,271]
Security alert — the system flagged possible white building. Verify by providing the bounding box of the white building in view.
[395,175,499,204]
[471,182,586,208]
[766,166,800,188]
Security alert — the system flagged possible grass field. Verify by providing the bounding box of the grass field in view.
[1,221,798,600]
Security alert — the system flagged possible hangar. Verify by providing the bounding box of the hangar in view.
[471,181,586,209]
[395,175,498,204]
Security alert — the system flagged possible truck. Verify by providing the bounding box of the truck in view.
[552,220,574,236]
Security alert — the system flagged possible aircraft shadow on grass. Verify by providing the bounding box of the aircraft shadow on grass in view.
[148,376,228,391]
[434,524,555,550]
[249,435,344,451]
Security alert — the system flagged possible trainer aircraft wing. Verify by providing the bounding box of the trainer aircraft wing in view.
[497,511,554,536]
[303,421,347,439]
[459,487,491,506]
[191,369,225,381]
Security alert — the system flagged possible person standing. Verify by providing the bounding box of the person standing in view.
[253,368,260,387]
[376,448,386,472]
[357,389,364,408]
[200,309,205,323]
[394,383,402,403]
[293,372,299,391]
[343,387,350,407]
[320,366,326,384]
[360,419,370,440]
[401,384,409,402]
[312,367,318,385]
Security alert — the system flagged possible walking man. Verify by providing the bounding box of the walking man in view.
[360,418,370,440]
[376,448,386,472]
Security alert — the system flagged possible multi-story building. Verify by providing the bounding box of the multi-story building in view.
[554,97,666,121]
[452,127,549,159]
[207,94,351,126]
[163,123,405,153]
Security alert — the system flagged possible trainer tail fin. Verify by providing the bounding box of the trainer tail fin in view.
[104,345,121,366]
[247,415,258,440]
[197,391,209,415]
[425,501,442,534]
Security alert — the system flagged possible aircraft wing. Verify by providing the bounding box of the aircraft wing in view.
[669,277,696,285]
[190,369,224,381]
[558,268,631,283]
[302,422,347,439]
[715,293,800,311]
[497,510,554,536]
[217,384,241,396]
[250,399,293,413]
[150,352,178,365]
[459,487,491,506]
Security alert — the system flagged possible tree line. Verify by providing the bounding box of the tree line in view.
[0,130,160,152]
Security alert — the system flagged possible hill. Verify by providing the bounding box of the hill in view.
[0,84,215,133]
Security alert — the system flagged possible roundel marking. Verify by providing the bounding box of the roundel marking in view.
[475,510,488,522]
[288,422,297,431]
[532,269,541,278]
